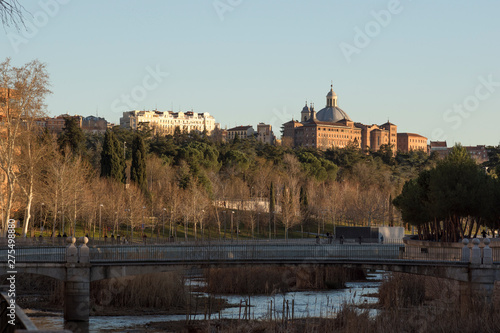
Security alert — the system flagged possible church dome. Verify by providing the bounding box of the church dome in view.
[327,88,337,97]
[301,103,310,113]
[315,84,351,122]
[316,106,352,122]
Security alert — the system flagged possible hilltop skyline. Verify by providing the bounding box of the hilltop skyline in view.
[1,1,499,146]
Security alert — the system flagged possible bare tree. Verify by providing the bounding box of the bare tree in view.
[0,58,50,237]
[0,0,25,28]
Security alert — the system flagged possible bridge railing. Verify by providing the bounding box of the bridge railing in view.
[0,246,66,263]
[88,243,463,263]
[0,243,468,263]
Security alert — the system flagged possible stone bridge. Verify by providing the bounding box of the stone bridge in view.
[1,237,499,322]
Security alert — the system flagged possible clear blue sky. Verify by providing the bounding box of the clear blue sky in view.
[1,0,500,146]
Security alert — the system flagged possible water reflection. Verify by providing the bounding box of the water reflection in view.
[65,320,89,333]
[28,271,385,332]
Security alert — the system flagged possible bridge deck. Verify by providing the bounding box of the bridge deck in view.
[2,242,494,264]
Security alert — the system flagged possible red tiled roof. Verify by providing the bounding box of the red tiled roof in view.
[227,125,253,131]
[399,132,427,139]
[430,141,447,147]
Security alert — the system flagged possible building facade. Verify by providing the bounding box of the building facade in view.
[45,115,83,134]
[257,123,275,145]
[430,141,489,163]
[120,110,218,135]
[397,133,428,153]
[82,116,108,134]
[282,85,398,152]
[226,125,255,141]
[429,141,448,158]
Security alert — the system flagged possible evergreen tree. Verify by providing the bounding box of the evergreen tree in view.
[299,186,308,212]
[100,129,126,183]
[269,181,276,213]
[130,133,148,192]
[57,116,85,155]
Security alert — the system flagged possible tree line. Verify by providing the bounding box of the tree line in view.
[4,58,500,240]
[394,145,500,242]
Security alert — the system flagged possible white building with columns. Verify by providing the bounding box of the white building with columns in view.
[120,110,219,134]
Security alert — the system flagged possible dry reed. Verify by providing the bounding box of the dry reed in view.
[90,271,187,309]
[203,266,365,295]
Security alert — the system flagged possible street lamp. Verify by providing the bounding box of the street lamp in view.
[142,206,146,237]
[201,209,205,241]
[41,203,45,236]
[114,211,118,236]
[223,211,226,240]
[57,211,61,236]
[99,204,103,240]
[162,208,166,238]
[231,211,235,241]
[124,208,130,239]
[257,212,260,237]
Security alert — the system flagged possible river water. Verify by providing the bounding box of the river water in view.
[27,271,384,332]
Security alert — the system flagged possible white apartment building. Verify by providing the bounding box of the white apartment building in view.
[120,110,218,134]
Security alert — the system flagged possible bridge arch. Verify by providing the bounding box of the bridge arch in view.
[7,263,66,281]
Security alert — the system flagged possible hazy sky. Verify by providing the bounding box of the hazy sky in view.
[1,0,500,146]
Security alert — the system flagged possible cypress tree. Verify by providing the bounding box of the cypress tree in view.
[299,186,308,211]
[269,182,276,213]
[58,116,85,155]
[100,129,126,183]
[130,134,147,192]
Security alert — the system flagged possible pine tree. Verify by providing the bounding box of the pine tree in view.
[100,129,126,183]
[130,133,147,192]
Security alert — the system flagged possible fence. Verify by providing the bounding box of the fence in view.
[0,242,477,264]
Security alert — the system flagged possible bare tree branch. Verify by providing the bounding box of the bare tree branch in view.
[0,0,25,29]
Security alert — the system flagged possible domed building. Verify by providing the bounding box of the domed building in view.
[282,84,398,152]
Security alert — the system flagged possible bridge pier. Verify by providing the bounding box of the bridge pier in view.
[458,266,496,310]
[64,265,91,321]
[63,236,91,322]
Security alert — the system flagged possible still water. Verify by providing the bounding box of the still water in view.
[28,271,384,332]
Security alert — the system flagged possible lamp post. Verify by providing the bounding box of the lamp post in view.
[223,211,226,240]
[61,210,65,236]
[99,204,103,240]
[162,208,166,239]
[142,206,146,237]
[114,211,118,236]
[201,209,205,241]
[57,211,61,236]
[231,211,235,241]
[41,203,45,236]
[257,212,260,237]
[269,211,272,240]
[124,209,130,239]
